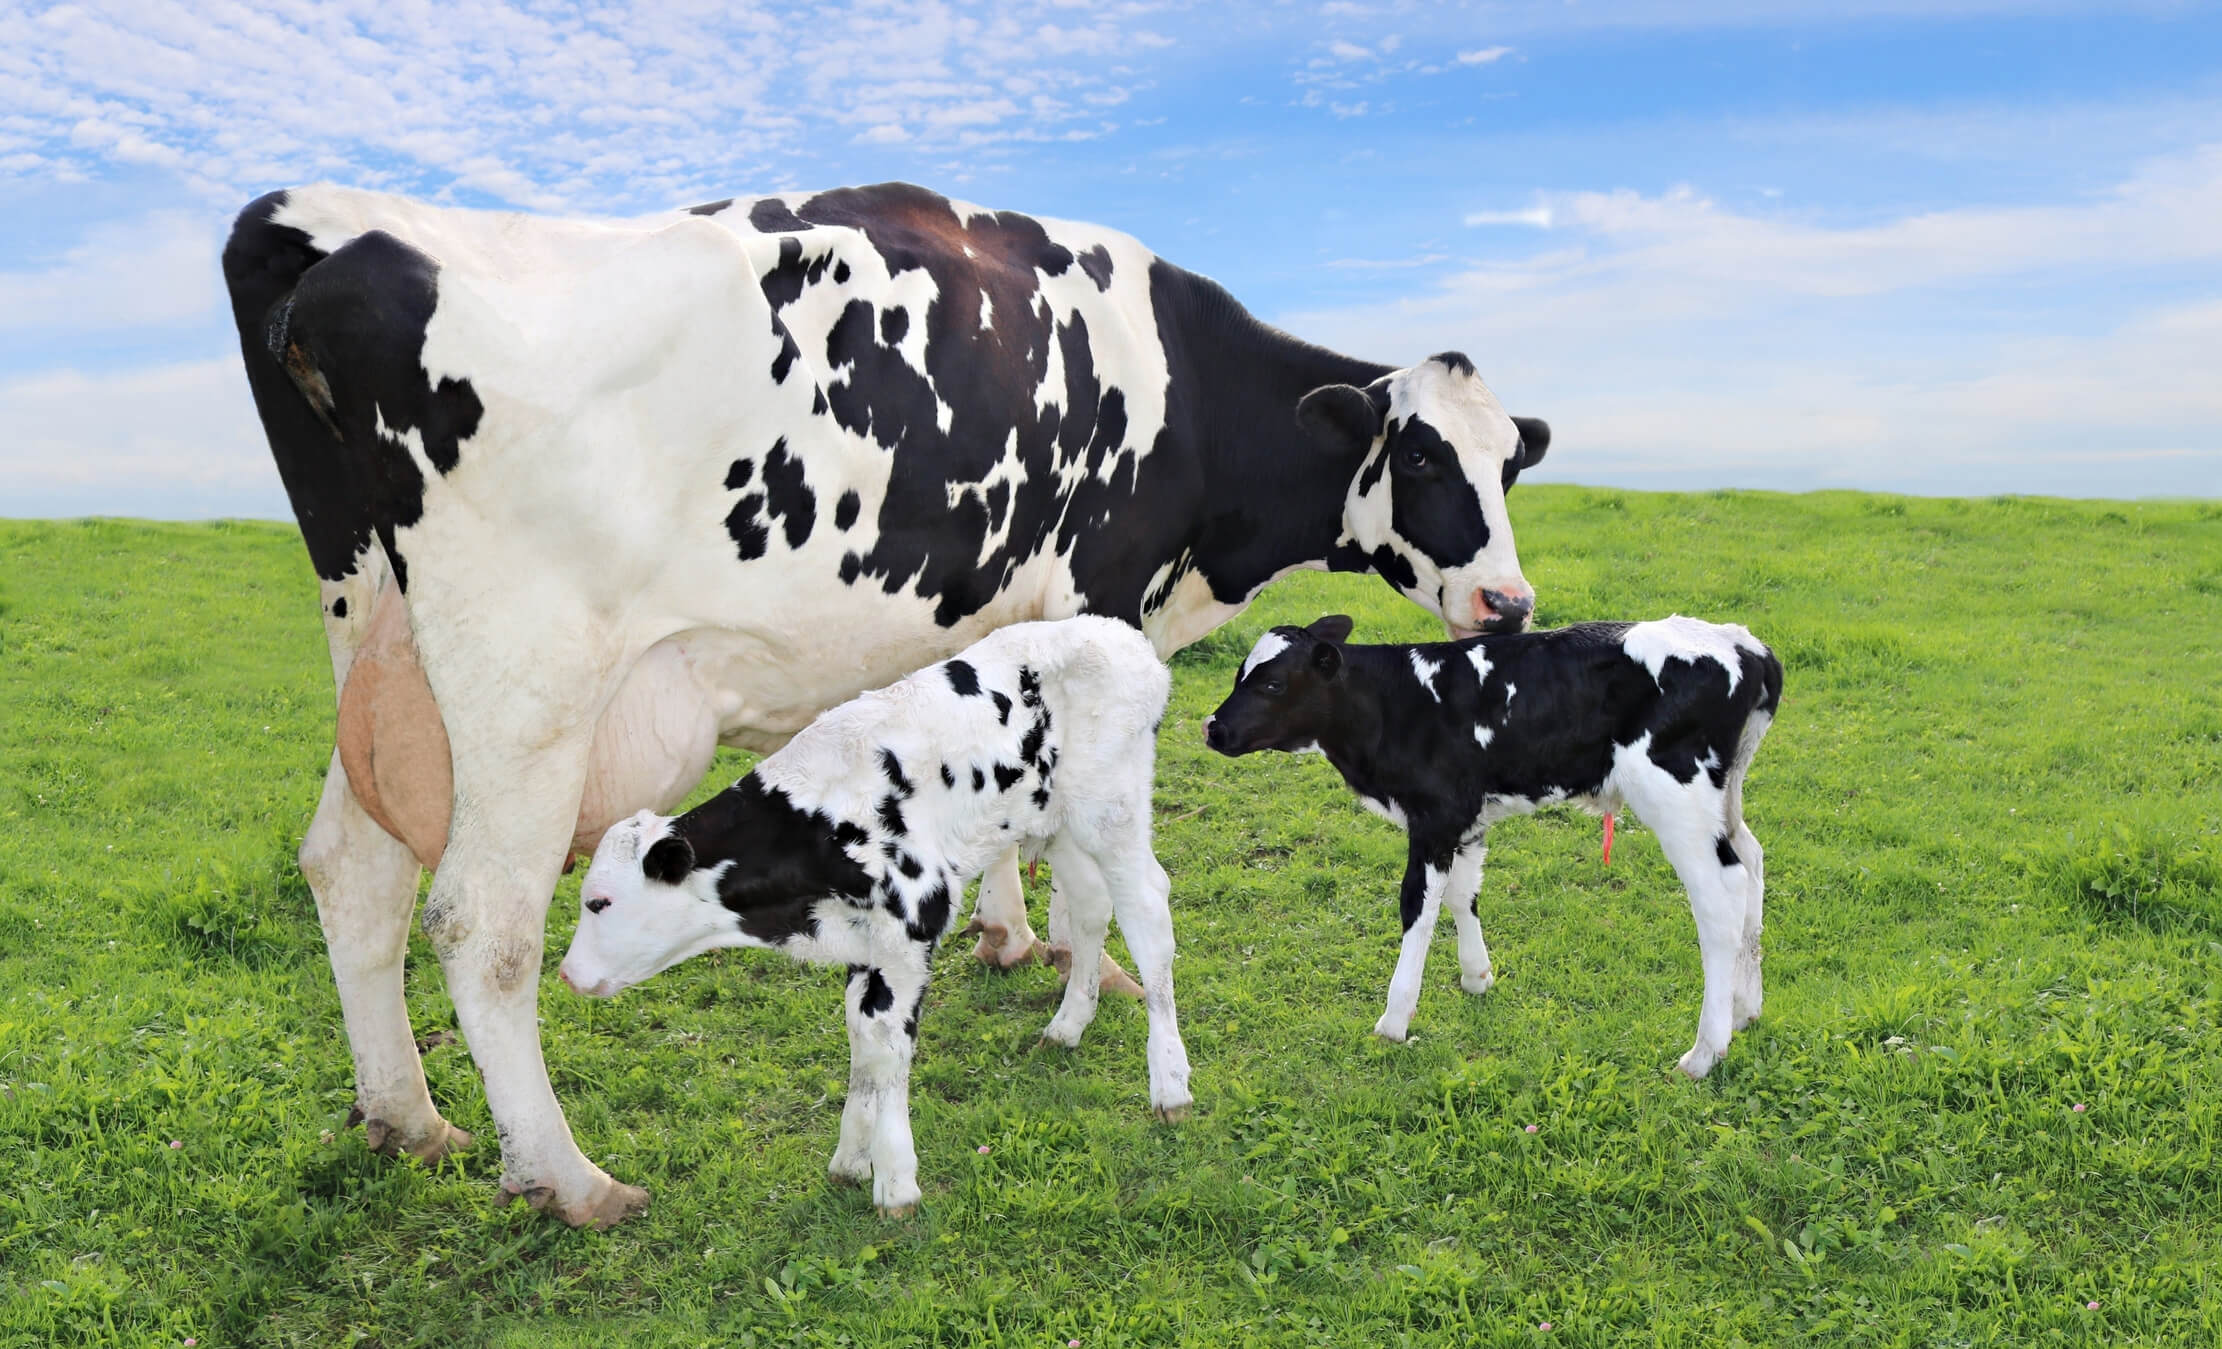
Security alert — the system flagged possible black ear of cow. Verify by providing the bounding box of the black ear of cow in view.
[1511,416,1551,469]
[642,835,696,886]
[1311,642,1343,678]
[1296,384,1388,454]
[1306,614,1354,644]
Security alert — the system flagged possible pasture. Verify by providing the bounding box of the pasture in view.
[2,487,2218,1346]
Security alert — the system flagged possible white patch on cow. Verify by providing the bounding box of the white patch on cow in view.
[1623,615,1764,693]
[1358,794,1408,828]
[1240,631,1291,680]
[1466,647,1492,685]
[979,288,994,329]
[1504,681,1517,707]
[1409,650,1443,700]
[1472,724,1494,748]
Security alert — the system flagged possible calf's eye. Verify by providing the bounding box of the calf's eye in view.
[1259,679,1285,695]
[585,897,611,915]
[1400,443,1428,470]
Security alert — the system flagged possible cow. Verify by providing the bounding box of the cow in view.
[1203,614,1781,1078]
[221,179,1551,1227]
[557,616,1189,1218]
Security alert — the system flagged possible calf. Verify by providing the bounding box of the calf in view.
[1204,614,1781,1078]
[558,616,1192,1216]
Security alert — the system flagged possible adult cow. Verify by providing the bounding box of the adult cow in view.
[222,181,1551,1228]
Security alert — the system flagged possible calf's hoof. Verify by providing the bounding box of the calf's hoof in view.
[1154,1101,1193,1124]
[1461,969,1496,997]
[876,1200,919,1220]
[1043,944,1145,999]
[827,1153,873,1187]
[351,1107,472,1164]
[1675,1044,1721,1080]
[962,919,1045,969]
[500,1173,652,1231]
[1371,1016,1411,1043]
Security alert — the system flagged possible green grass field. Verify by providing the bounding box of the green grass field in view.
[3,488,2220,1347]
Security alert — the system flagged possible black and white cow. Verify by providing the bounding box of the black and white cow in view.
[221,180,1549,1227]
[557,617,1188,1218]
[1204,615,1782,1078]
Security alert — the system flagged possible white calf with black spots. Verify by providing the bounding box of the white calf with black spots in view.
[1205,614,1782,1079]
[558,617,1191,1216]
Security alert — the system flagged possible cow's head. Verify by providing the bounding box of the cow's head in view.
[1302,353,1547,636]
[557,811,728,998]
[1203,615,1353,757]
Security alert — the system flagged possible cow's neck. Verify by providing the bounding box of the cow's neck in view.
[1154,261,1391,601]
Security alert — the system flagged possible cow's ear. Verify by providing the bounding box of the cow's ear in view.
[1306,614,1354,644]
[1510,416,1550,470]
[642,835,695,886]
[1311,641,1343,678]
[1296,384,1388,453]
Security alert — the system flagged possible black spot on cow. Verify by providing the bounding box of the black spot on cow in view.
[839,552,862,583]
[770,316,801,384]
[902,986,926,1039]
[971,766,986,791]
[1077,244,1114,291]
[896,851,924,879]
[811,388,828,417]
[944,659,982,696]
[852,966,895,1016]
[992,763,1024,792]
[759,436,815,549]
[329,596,347,619]
[1017,667,1043,706]
[748,198,813,233]
[664,778,874,946]
[1019,714,1049,766]
[1715,836,1740,868]
[906,881,953,944]
[1369,544,1418,594]
[878,748,914,796]
[1385,415,1489,570]
[833,259,850,284]
[877,794,906,835]
[1031,787,1051,809]
[939,763,956,789]
[725,458,754,490]
[880,305,909,346]
[991,691,1012,724]
[725,493,769,561]
[835,490,861,530]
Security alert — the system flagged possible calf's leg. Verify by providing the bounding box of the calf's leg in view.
[1037,840,1112,1048]
[1730,822,1766,1030]
[1444,836,1494,996]
[1100,849,1192,1121]
[301,750,468,1161]
[967,846,1044,968]
[1375,844,1451,1042]
[841,956,931,1217]
[1624,773,1746,1079]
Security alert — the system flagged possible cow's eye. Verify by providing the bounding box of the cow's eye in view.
[585,897,611,915]
[1400,442,1429,470]
[1258,678,1285,696]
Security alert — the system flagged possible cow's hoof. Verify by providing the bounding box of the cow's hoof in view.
[353,1108,472,1164]
[1043,945,1144,998]
[875,1200,919,1220]
[963,919,1045,969]
[1154,1101,1192,1124]
[1371,1017,1410,1043]
[827,1155,872,1187]
[1461,970,1496,997]
[501,1174,652,1230]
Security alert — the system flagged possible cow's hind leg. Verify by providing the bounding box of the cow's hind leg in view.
[1623,770,1745,1080]
[1037,839,1111,1049]
[1730,821,1765,1031]
[301,750,469,1161]
[1445,836,1494,996]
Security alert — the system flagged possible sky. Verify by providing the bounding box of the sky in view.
[2,0,2219,518]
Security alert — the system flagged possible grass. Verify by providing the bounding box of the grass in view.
[2,488,2219,1346]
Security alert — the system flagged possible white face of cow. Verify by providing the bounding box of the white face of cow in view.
[1304,353,1542,637]
[557,811,733,998]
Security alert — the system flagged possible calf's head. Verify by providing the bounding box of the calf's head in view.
[1203,615,1354,756]
[557,810,728,998]
[1305,353,1545,636]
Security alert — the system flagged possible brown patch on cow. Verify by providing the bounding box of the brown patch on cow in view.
[336,575,454,871]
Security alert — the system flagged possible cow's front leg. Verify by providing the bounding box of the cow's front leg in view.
[966,846,1043,968]
[1044,865,1146,999]
[843,956,931,1218]
[1375,841,1451,1042]
[300,749,468,1161]
[1445,835,1494,996]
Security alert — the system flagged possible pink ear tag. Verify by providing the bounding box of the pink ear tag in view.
[1602,812,1615,865]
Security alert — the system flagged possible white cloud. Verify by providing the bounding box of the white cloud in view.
[1464,206,1554,228]
[1456,46,1513,64]
[0,210,222,331]
[1283,145,2222,497]
[0,358,288,516]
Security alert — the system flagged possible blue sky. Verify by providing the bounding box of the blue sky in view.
[3,0,2218,517]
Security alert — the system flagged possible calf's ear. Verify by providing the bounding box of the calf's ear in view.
[1306,614,1354,643]
[1296,384,1389,454]
[642,835,696,886]
[1510,416,1550,469]
[1311,642,1343,678]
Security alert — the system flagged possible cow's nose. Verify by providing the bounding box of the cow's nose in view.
[1478,586,1534,630]
[1203,715,1225,750]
